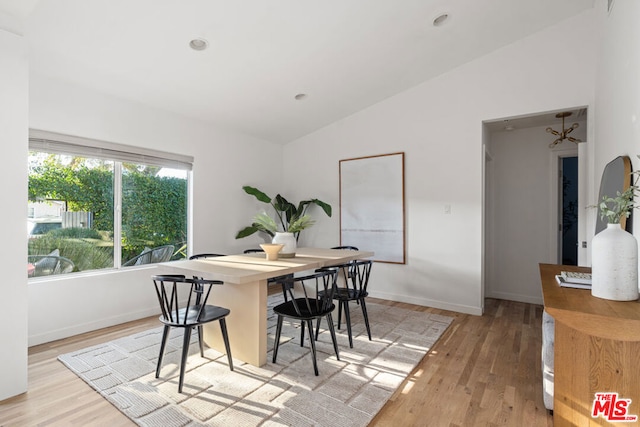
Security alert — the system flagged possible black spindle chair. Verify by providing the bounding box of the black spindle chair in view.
[152,274,233,393]
[272,269,340,375]
[331,245,359,278]
[331,245,359,251]
[316,259,373,348]
[188,253,226,303]
[244,248,294,301]
[189,253,226,260]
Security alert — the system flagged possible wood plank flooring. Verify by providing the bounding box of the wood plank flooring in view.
[0,296,553,427]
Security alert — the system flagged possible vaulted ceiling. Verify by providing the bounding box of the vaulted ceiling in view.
[2,0,595,143]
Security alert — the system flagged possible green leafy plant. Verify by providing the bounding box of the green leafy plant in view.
[29,154,187,253]
[599,171,640,224]
[235,186,332,239]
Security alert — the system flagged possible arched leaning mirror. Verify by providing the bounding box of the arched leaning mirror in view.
[595,155,632,234]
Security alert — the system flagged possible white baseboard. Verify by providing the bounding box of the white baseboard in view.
[485,290,543,306]
[369,290,483,316]
[28,306,159,347]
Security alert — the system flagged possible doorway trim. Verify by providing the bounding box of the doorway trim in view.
[549,146,579,265]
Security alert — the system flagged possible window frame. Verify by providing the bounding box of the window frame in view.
[28,129,193,277]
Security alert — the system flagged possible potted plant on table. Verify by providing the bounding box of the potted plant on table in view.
[235,186,332,257]
[592,169,640,301]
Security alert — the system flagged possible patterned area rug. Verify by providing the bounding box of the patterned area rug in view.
[58,295,453,427]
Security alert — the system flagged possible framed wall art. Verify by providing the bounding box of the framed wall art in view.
[339,152,405,264]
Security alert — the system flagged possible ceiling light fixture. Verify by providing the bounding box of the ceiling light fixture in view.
[547,111,581,148]
[432,13,449,27]
[189,38,209,51]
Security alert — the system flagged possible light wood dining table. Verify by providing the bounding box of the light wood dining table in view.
[160,247,373,367]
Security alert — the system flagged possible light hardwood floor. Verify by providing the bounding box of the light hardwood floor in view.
[0,296,553,426]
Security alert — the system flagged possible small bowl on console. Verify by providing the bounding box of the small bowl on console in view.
[259,243,285,261]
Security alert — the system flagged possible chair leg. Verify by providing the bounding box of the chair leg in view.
[197,325,205,357]
[300,319,306,347]
[156,325,171,378]
[326,313,340,361]
[337,299,343,329]
[306,319,319,376]
[179,327,192,393]
[343,301,353,348]
[281,283,289,302]
[360,298,372,341]
[314,317,322,340]
[219,318,233,371]
[273,315,284,363]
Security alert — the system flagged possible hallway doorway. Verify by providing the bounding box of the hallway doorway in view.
[560,156,578,265]
[483,107,587,305]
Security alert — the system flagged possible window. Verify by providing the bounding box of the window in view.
[28,130,192,278]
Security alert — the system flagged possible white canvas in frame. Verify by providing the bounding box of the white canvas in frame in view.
[339,152,405,264]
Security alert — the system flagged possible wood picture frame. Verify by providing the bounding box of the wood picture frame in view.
[339,152,405,264]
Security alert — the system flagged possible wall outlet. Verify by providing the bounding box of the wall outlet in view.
[444,204,451,214]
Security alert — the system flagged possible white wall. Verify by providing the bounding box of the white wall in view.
[487,122,586,305]
[6,0,636,402]
[27,73,283,345]
[594,0,640,238]
[0,25,29,401]
[283,9,598,315]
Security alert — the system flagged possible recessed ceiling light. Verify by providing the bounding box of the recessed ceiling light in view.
[432,13,449,27]
[189,38,209,51]
[294,93,307,101]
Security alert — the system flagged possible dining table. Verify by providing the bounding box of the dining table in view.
[159,247,374,367]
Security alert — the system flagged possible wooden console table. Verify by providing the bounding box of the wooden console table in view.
[539,263,640,426]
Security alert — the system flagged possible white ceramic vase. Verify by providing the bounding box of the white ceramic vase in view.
[591,223,639,301]
[272,232,296,258]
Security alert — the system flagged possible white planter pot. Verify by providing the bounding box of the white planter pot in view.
[272,232,296,258]
[591,223,639,301]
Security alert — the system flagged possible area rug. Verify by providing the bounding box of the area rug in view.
[58,295,453,427]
